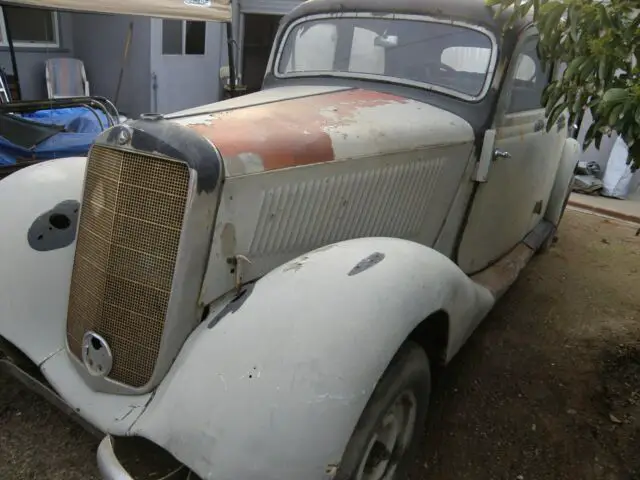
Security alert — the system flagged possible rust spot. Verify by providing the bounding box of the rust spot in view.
[471,243,534,300]
[187,89,408,174]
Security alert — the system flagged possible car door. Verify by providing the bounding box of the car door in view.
[457,30,560,274]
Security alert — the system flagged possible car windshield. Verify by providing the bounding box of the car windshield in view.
[276,15,496,100]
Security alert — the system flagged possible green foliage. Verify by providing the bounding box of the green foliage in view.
[485,0,640,169]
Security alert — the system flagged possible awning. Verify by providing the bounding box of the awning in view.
[0,0,232,22]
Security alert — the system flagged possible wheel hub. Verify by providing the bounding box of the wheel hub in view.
[355,390,418,480]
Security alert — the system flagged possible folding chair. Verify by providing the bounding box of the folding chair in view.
[44,57,90,99]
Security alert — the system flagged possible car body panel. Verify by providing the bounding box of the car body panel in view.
[176,88,474,177]
[456,27,568,273]
[0,1,574,478]
[198,139,475,305]
[131,237,495,480]
[41,349,151,436]
[0,157,85,366]
[167,84,352,118]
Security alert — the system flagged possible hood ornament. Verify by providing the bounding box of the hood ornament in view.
[81,331,113,377]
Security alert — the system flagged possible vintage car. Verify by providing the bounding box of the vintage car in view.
[0,0,579,479]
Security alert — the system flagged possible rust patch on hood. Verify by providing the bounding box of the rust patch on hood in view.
[186,89,408,175]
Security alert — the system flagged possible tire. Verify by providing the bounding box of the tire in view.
[335,341,431,480]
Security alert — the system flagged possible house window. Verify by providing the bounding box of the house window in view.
[162,20,206,55]
[0,6,59,48]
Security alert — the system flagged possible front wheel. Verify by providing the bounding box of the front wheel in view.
[335,341,431,480]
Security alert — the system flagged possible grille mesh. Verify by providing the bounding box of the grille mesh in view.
[67,145,190,388]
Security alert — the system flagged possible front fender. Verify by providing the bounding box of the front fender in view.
[0,158,156,436]
[131,237,494,480]
[0,157,86,365]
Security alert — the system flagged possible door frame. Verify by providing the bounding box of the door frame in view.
[490,26,545,132]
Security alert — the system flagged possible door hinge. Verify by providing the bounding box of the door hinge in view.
[473,129,497,183]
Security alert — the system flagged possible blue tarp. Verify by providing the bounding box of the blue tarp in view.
[0,107,109,166]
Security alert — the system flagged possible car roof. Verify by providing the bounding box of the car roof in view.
[282,0,533,41]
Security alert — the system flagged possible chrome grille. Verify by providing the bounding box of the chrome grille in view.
[67,145,190,388]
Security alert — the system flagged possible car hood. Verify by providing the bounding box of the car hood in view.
[171,85,474,177]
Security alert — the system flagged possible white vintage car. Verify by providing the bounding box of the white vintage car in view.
[0,0,579,479]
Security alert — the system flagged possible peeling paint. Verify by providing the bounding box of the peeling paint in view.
[314,243,339,254]
[325,464,339,478]
[114,404,141,422]
[283,255,310,273]
[186,89,409,175]
[207,283,255,329]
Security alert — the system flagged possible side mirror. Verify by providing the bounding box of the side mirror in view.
[374,34,398,48]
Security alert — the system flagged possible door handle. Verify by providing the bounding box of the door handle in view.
[494,149,511,160]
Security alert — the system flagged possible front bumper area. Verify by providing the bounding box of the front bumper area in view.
[0,343,102,439]
[97,435,196,480]
[1,338,192,480]
[97,436,134,480]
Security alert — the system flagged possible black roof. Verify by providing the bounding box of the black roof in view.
[282,0,533,40]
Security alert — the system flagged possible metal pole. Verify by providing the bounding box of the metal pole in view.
[114,21,134,106]
[1,3,21,100]
[225,21,236,94]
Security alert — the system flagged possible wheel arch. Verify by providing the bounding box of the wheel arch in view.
[129,237,493,480]
[407,309,450,368]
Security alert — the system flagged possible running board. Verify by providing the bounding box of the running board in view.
[470,220,554,300]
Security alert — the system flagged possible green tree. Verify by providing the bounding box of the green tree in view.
[486,0,640,168]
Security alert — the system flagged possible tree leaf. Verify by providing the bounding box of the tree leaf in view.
[608,103,625,126]
[598,57,609,85]
[627,123,635,147]
[602,88,630,104]
[541,82,556,108]
[583,122,597,150]
[564,56,586,80]
[597,3,611,29]
[594,129,604,150]
[547,103,566,132]
[540,2,566,40]
[493,0,637,164]
[579,56,597,83]
[572,91,585,116]
[546,87,564,117]
[569,4,579,42]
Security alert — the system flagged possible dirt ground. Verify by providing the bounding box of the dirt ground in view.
[1,209,639,480]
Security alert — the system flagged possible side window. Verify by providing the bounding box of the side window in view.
[506,37,548,113]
